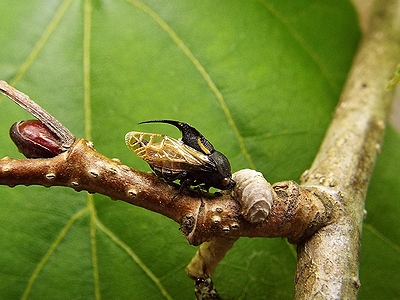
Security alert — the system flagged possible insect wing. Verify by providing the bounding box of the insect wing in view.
[125,131,162,152]
[125,132,214,172]
[138,119,215,154]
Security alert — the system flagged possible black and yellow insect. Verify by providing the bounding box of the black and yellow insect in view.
[125,120,235,191]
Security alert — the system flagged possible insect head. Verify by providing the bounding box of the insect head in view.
[125,120,235,191]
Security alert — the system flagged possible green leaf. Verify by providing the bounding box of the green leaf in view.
[359,126,400,299]
[5,0,398,299]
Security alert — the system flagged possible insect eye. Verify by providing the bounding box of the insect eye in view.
[222,177,231,186]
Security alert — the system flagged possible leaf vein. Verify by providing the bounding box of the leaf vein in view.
[84,0,93,141]
[258,0,339,92]
[88,194,101,300]
[21,207,89,300]
[10,0,75,86]
[96,219,173,300]
[126,0,255,169]
[364,223,400,254]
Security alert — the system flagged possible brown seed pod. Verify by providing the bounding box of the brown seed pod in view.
[9,120,62,158]
[232,169,274,223]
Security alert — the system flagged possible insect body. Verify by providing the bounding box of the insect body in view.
[125,120,235,191]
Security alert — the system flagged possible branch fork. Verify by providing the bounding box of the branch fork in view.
[0,80,339,298]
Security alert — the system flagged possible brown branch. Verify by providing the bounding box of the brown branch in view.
[0,138,336,246]
[0,80,336,249]
[0,79,341,298]
[186,236,239,299]
[295,0,400,299]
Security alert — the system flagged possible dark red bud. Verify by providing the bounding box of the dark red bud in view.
[9,120,62,158]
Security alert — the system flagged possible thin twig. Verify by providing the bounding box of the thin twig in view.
[0,139,336,246]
